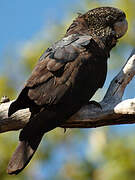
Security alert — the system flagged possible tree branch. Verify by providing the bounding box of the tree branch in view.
[0,49,135,133]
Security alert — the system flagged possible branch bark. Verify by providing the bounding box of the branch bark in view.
[0,49,135,133]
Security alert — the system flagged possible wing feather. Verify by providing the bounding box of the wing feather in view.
[9,34,107,112]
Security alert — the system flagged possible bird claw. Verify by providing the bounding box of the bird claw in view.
[64,128,67,133]
[88,100,102,110]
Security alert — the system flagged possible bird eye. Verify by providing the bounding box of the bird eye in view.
[106,15,113,22]
[106,16,110,21]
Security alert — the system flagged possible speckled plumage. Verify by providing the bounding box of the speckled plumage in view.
[66,7,126,51]
[7,7,127,174]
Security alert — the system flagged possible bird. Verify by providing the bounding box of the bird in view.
[7,7,128,174]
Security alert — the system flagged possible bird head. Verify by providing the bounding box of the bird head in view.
[66,7,128,51]
[85,7,128,40]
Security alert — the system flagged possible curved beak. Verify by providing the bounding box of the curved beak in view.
[114,18,128,39]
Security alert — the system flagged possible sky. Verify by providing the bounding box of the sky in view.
[0,0,82,61]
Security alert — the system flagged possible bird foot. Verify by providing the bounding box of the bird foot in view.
[88,100,102,110]
[64,128,67,133]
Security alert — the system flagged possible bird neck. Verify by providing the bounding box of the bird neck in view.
[92,34,117,57]
[90,25,117,50]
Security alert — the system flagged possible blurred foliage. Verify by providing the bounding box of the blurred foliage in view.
[0,77,15,98]
[0,0,135,179]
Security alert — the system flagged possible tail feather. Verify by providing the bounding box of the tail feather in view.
[7,134,43,175]
[7,108,57,174]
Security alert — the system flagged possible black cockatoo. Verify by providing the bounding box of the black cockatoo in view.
[7,7,128,174]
